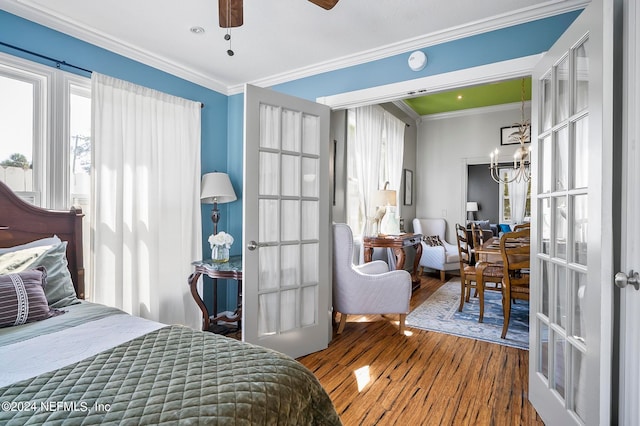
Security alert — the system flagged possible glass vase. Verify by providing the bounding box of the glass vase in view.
[211,245,230,263]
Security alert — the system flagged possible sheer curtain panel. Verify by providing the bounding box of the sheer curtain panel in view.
[383,112,405,217]
[354,105,384,235]
[507,169,528,225]
[91,73,202,330]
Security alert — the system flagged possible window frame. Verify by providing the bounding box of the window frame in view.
[498,167,532,223]
[0,51,91,210]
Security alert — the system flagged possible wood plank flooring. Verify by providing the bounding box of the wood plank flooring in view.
[297,274,544,426]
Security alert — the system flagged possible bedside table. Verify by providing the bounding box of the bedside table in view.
[188,255,242,334]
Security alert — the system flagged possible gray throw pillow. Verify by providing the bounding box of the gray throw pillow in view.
[476,220,491,230]
[26,242,80,308]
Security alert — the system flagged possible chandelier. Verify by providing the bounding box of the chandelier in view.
[489,78,531,184]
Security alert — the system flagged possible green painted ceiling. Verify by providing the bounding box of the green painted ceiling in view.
[403,77,532,116]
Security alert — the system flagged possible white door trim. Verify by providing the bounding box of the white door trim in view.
[317,54,543,110]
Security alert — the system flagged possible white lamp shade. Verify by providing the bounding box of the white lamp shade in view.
[373,189,397,207]
[200,172,237,204]
[466,201,478,212]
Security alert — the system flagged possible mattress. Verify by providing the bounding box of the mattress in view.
[0,302,341,425]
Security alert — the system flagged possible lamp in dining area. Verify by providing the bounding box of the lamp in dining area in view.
[466,201,478,222]
[200,172,237,235]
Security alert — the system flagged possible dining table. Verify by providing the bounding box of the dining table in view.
[473,235,530,321]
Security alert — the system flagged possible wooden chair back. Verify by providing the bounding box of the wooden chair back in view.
[470,222,486,249]
[513,222,531,231]
[499,227,531,338]
[455,223,472,271]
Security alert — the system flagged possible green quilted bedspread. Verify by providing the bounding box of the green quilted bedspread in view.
[0,326,341,425]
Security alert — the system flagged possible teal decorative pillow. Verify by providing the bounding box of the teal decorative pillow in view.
[499,224,512,234]
[26,242,79,308]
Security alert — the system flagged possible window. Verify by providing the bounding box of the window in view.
[498,168,532,223]
[0,52,91,293]
[345,107,403,237]
[0,52,91,211]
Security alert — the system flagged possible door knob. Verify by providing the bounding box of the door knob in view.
[614,270,640,291]
[247,240,266,251]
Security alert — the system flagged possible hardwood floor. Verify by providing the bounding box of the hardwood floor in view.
[297,274,544,426]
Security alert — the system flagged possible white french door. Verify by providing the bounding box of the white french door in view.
[529,0,614,424]
[242,84,331,359]
[619,0,640,424]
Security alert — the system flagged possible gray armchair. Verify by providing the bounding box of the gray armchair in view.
[332,223,411,334]
[412,218,460,282]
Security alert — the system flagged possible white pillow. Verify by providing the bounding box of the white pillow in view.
[0,236,62,256]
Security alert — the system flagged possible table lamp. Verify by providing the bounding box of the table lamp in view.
[466,201,478,222]
[374,183,399,235]
[200,172,237,235]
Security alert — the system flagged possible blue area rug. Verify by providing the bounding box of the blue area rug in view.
[406,280,529,350]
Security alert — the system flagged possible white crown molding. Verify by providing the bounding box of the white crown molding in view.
[0,0,229,94]
[2,0,587,96]
[421,100,531,121]
[229,0,588,94]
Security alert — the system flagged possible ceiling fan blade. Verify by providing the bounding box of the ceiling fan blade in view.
[219,0,243,28]
[308,0,339,10]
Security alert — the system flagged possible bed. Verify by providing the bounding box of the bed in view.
[0,181,341,425]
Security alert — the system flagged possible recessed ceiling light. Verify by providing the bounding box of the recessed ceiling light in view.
[190,26,205,34]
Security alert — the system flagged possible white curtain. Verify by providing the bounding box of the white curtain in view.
[353,105,385,234]
[507,169,528,225]
[91,72,202,330]
[383,112,405,216]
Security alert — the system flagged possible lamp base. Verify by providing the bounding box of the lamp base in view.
[211,201,220,235]
[380,206,400,235]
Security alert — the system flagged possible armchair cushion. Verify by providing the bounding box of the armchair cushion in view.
[355,260,389,275]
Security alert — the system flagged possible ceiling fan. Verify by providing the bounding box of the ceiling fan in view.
[218,0,340,28]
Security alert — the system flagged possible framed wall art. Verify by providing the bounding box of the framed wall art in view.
[500,124,530,146]
[403,169,413,206]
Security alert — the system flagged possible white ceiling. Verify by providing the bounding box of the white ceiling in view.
[1,0,587,95]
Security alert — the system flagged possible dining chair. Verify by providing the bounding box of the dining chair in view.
[470,222,492,264]
[499,228,531,338]
[513,222,531,231]
[455,223,502,321]
[455,223,475,312]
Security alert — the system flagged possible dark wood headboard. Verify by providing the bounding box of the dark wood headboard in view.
[0,180,85,299]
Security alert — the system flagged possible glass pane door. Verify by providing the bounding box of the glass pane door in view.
[256,104,321,336]
[243,84,331,359]
[535,36,590,423]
